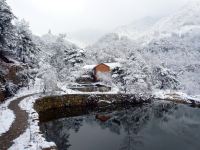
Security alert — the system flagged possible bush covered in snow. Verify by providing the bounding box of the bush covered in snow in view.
[151,65,179,90]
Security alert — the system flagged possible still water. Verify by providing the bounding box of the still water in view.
[39,101,200,150]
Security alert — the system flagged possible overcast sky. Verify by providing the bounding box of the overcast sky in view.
[7,0,189,46]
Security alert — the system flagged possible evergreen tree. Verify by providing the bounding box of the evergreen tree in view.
[14,19,39,65]
[0,0,15,56]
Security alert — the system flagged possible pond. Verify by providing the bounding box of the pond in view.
[39,101,200,150]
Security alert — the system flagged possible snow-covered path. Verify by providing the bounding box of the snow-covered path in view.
[0,109,15,136]
[0,94,35,150]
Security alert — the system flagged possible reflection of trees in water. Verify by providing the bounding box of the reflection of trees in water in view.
[40,101,180,150]
[153,101,177,119]
[120,102,178,150]
[40,117,84,150]
[85,102,178,150]
[97,105,153,150]
[119,105,152,150]
[155,102,200,140]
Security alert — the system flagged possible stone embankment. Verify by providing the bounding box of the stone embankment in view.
[34,94,150,112]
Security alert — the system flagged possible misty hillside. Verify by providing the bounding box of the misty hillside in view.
[151,0,200,35]
[140,0,200,95]
[85,0,200,95]
[115,17,159,41]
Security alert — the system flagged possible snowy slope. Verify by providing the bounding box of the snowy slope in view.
[139,0,200,95]
[86,0,200,95]
[112,0,200,45]
[152,0,200,34]
[0,108,15,136]
[115,17,159,40]
[140,0,200,44]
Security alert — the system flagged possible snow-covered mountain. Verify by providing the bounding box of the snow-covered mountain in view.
[139,0,200,95]
[139,0,200,45]
[112,0,200,45]
[86,0,200,95]
[152,0,200,35]
[115,17,159,40]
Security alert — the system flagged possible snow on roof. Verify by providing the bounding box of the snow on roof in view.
[105,62,121,69]
[83,62,121,70]
[83,64,96,70]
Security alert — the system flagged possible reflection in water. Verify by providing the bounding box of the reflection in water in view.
[40,101,200,150]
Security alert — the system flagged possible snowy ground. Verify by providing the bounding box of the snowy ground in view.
[6,77,66,149]
[9,94,56,150]
[0,77,56,149]
[0,92,24,136]
[0,108,15,136]
[154,90,200,104]
[57,81,120,94]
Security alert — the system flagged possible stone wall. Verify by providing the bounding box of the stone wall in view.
[70,86,111,92]
[34,94,150,112]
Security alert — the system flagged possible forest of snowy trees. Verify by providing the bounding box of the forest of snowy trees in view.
[86,0,200,96]
[1,0,200,99]
[0,0,39,99]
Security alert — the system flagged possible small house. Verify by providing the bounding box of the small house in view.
[83,62,121,82]
[93,63,111,81]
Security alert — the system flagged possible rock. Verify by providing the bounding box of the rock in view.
[42,146,57,150]
[112,118,121,125]
[97,100,112,107]
[5,82,19,97]
[0,74,6,84]
[0,88,6,102]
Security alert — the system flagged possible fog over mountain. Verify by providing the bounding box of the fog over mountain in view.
[86,0,200,95]
[7,0,189,47]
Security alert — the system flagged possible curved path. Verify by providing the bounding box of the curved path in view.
[0,94,36,150]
